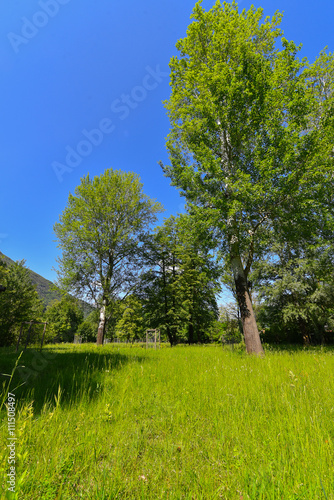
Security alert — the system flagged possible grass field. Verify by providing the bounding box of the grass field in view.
[1,343,334,499]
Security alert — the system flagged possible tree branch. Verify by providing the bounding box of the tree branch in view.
[244,215,267,278]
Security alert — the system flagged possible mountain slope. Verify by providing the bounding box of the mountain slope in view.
[0,252,94,316]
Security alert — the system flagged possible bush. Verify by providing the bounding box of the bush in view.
[45,296,84,343]
[0,259,43,346]
[77,309,99,342]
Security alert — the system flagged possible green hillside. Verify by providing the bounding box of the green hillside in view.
[0,252,94,316]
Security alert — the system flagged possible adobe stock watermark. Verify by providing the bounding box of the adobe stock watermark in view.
[52,64,168,183]
[7,0,71,54]
[7,393,16,494]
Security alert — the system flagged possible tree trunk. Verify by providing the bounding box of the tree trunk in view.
[188,316,194,344]
[231,254,264,355]
[96,302,106,346]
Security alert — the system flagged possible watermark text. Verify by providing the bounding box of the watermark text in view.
[7,393,16,493]
[52,64,168,183]
[7,0,71,54]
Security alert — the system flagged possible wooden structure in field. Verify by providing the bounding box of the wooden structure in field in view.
[16,320,47,352]
[146,329,160,350]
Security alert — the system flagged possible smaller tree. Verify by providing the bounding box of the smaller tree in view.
[253,241,334,344]
[219,302,243,344]
[54,168,164,345]
[45,296,84,343]
[115,295,145,342]
[0,259,43,346]
[139,214,221,345]
[77,309,99,343]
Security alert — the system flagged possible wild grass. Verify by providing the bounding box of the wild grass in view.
[1,343,334,499]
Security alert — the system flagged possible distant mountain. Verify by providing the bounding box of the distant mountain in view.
[0,252,94,317]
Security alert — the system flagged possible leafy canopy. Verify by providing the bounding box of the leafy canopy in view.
[54,168,164,307]
[163,0,334,259]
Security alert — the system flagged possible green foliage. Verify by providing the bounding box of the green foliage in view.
[139,214,220,344]
[164,1,333,232]
[0,258,43,346]
[0,252,93,316]
[54,168,164,342]
[45,296,84,343]
[115,295,146,342]
[219,302,243,343]
[253,241,334,344]
[207,319,224,343]
[161,0,334,352]
[0,250,62,307]
[77,309,99,343]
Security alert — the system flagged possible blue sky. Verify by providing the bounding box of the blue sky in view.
[0,0,333,304]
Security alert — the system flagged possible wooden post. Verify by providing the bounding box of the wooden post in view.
[146,329,160,349]
[24,321,33,351]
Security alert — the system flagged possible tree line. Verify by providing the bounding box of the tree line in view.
[1,1,334,352]
[0,204,222,347]
[1,166,333,348]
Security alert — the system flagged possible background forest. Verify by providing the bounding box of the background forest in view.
[1,1,334,351]
[1,203,334,348]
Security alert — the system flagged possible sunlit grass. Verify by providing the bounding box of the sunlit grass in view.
[1,343,334,499]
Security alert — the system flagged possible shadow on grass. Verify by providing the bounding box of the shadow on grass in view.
[0,344,148,414]
[261,343,334,354]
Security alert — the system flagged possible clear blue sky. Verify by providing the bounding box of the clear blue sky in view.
[0,0,333,303]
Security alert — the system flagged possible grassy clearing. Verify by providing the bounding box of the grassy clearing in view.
[1,344,334,499]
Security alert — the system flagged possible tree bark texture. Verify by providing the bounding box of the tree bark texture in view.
[96,302,106,346]
[231,254,264,355]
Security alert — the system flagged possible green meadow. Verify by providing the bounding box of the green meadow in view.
[1,344,334,499]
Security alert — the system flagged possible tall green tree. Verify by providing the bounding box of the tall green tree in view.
[54,169,163,345]
[0,259,43,346]
[139,217,183,345]
[140,215,220,345]
[161,0,334,353]
[172,215,220,344]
